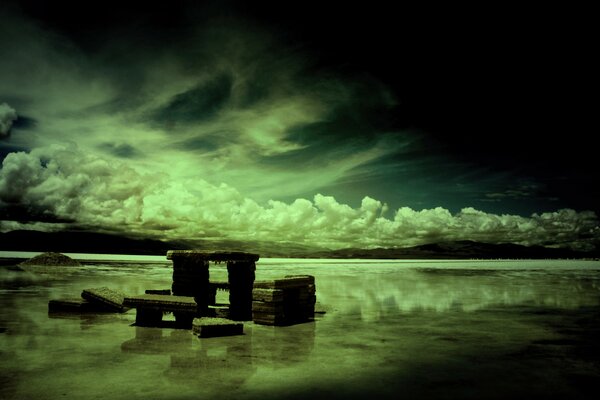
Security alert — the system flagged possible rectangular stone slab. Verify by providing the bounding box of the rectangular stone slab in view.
[81,287,128,312]
[285,275,315,284]
[145,289,171,295]
[192,317,244,338]
[252,288,284,302]
[123,294,197,312]
[253,276,314,289]
[252,301,285,314]
[252,312,287,326]
[167,250,259,262]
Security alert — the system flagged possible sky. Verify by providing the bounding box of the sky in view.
[0,0,598,250]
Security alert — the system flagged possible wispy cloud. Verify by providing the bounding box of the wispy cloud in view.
[0,103,17,137]
[0,10,404,202]
[483,182,542,201]
[1,6,597,251]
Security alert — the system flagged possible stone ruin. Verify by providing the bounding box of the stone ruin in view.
[48,250,317,337]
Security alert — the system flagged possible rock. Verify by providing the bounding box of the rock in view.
[19,252,80,267]
[192,317,244,338]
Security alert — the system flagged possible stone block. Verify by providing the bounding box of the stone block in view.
[192,317,244,338]
[252,288,284,302]
[252,312,287,326]
[254,276,314,289]
[252,301,285,314]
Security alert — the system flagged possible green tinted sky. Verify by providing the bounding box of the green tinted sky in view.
[0,1,597,250]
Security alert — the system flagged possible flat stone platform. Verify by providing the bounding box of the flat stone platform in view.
[166,250,259,262]
[123,294,198,312]
[123,294,199,328]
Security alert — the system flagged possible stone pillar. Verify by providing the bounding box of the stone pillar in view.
[227,261,256,321]
[171,254,210,316]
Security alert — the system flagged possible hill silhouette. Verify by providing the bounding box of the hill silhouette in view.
[0,230,597,259]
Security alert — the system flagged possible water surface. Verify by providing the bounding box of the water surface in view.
[1,258,599,399]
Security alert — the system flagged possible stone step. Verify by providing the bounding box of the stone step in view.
[81,287,128,313]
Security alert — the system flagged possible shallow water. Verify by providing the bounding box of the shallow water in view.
[1,258,600,400]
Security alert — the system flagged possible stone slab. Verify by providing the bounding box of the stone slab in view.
[145,289,171,295]
[252,288,284,302]
[285,275,315,284]
[81,287,128,313]
[192,317,244,338]
[167,250,259,262]
[252,312,287,326]
[123,294,198,312]
[252,301,285,314]
[253,276,314,289]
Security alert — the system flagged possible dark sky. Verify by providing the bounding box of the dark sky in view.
[0,0,597,249]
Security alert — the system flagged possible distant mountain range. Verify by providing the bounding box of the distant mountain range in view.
[306,241,599,259]
[0,230,597,259]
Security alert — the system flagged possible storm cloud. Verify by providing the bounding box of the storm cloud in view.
[0,3,597,251]
[1,146,597,250]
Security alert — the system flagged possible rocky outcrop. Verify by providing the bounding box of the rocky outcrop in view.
[19,252,81,267]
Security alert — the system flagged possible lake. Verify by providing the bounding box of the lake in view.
[1,255,599,399]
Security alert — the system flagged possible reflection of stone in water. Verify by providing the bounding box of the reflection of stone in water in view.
[166,328,256,391]
[48,310,130,330]
[120,325,257,393]
[121,327,193,355]
[252,322,315,366]
[318,269,600,318]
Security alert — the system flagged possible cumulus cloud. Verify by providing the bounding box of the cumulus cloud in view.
[1,146,598,251]
[0,103,17,137]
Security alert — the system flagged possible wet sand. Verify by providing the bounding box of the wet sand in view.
[1,259,599,399]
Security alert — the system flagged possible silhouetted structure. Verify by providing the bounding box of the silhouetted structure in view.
[167,250,259,321]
